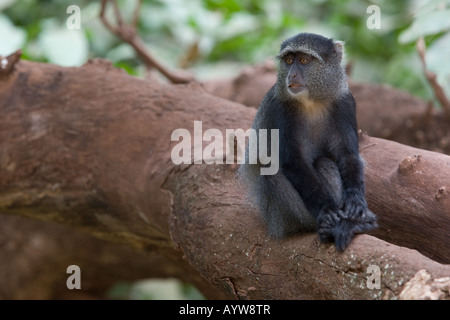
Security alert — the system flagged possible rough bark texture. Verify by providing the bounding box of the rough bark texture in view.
[0,59,449,299]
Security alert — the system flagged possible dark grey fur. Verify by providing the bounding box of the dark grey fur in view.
[239,32,377,251]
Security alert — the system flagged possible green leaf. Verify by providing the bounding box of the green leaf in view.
[38,19,89,66]
[399,9,450,43]
[0,14,26,55]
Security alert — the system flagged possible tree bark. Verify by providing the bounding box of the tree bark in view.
[0,59,449,299]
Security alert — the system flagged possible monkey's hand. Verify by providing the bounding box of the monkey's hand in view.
[317,196,378,251]
[317,209,358,251]
[330,194,378,251]
[342,192,377,229]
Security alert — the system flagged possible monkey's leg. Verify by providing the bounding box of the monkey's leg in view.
[256,172,318,238]
[239,162,318,238]
[314,157,343,205]
[314,157,377,250]
[314,158,345,243]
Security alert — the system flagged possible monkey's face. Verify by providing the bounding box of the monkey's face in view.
[276,33,347,103]
[282,52,313,97]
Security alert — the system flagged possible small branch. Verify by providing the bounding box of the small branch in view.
[0,49,22,77]
[99,0,195,84]
[131,0,142,29]
[416,37,450,119]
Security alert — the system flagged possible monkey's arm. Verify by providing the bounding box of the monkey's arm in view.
[338,150,370,219]
[332,94,376,224]
[333,141,377,250]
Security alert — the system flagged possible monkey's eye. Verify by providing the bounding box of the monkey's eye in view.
[300,58,309,64]
[285,56,294,64]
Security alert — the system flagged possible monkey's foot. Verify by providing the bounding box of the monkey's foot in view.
[317,207,377,251]
[331,219,356,252]
[318,213,356,252]
[332,210,378,251]
[317,210,341,244]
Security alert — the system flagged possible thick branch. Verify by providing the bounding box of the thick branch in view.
[167,162,450,299]
[0,60,449,299]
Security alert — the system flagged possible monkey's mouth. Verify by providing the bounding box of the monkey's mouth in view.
[288,83,306,95]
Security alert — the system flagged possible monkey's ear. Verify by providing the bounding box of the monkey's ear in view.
[333,40,345,61]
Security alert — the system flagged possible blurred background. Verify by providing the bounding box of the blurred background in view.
[1,0,450,102]
[1,0,449,299]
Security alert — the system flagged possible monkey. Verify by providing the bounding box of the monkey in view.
[239,32,377,251]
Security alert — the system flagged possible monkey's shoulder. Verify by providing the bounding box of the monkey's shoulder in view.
[329,91,358,133]
[254,86,289,127]
[331,91,356,116]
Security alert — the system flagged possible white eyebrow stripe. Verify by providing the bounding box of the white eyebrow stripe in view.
[277,45,324,63]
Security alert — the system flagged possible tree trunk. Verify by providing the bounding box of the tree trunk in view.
[0,59,449,299]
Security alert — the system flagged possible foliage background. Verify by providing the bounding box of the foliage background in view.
[2,0,450,102]
[1,0,450,299]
